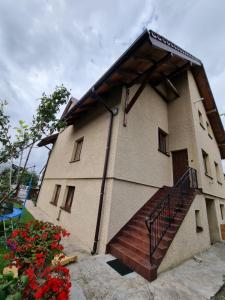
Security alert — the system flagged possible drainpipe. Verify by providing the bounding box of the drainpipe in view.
[91,91,118,255]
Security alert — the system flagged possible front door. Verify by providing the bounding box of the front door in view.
[172,149,189,185]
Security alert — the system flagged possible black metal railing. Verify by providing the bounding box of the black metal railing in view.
[145,167,198,263]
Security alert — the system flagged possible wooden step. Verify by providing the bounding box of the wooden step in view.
[127,224,148,236]
[107,186,197,282]
[109,243,157,281]
[116,236,149,259]
[122,230,149,247]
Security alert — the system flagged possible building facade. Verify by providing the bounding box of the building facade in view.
[37,30,225,280]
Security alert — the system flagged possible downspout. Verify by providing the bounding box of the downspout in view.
[91,91,118,255]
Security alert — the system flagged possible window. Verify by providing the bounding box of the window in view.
[215,162,222,184]
[220,204,225,220]
[158,128,168,155]
[61,186,75,212]
[71,137,83,162]
[198,110,205,129]
[202,149,211,177]
[50,185,61,206]
[195,210,203,232]
[206,121,213,139]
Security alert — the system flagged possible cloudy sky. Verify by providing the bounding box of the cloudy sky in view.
[0,0,225,173]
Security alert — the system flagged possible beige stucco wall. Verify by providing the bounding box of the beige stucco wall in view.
[37,88,122,252]
[158,193,211,273]
[114,84,172,187]
[158,71,225,272]
[37,69,225,259]
[38,178,102,250]
[103,84,173,243]
[206,196,225,242]
[44,88,122,180]
[107,180,158,243]
[188,71,225,198]
[167,73,201,174]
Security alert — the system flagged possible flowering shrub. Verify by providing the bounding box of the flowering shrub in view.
[6,221,70,271]
[1,220,71,300]
[23,263,71,299]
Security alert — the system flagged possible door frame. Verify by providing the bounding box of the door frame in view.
[171,148,189,185]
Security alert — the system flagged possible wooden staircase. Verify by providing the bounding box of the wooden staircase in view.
[107,168,198,281]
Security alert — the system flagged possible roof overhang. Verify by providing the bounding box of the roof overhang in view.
[61,29,225,159]
[37,133,59,147]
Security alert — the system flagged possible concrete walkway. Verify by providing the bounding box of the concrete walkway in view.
[27,201,225,300]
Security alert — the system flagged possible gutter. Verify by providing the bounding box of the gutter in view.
[91,91,118,255]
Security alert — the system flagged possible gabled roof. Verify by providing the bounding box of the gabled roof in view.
[49,30,225,158]
[60,97,78,119]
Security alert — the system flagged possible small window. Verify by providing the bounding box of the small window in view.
[220,204,225,220]
[71,137,83,162]
[158,128,168,155]
[215,162,222,184]
[206,121,213,139]
[198,110,205,129]
[195,210,203,232]
[202,149,211,177]
[50,185,61,206]
[61,186,75,212]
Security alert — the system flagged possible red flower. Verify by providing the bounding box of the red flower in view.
[54,233,61,241]
[36,253,44,259]
[20,231,27,238]
[57,290,68,300]
[5,221,71,299]
[11,230,19,238]
[62,230,70,237]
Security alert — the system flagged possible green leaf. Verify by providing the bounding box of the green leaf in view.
[0,290,6,300]
[20,275,28,286]
[4,272,14,281]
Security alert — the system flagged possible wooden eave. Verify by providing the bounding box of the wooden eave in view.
[63,29,225,159]
[37,133,59,147]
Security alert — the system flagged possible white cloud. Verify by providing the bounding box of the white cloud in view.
[0,0,225,172]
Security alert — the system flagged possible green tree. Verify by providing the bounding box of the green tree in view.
[0,85,70,203]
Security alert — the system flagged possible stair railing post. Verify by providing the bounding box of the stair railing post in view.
[168,194,171,228]
[150,220,152,264]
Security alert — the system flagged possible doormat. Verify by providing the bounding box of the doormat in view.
[106,259,133,276]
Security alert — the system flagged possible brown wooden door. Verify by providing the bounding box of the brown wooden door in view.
[172,149,189,185]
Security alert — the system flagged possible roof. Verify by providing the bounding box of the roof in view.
[46,30,225,158]
[37,133,59,147]
[64,30,225,158]
[60,97,78,119]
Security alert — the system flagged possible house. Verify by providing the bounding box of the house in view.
[37,30,225,281]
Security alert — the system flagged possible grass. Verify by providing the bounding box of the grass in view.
[213,286,225,300]
[14,203,34,224]
[0,203,35,273]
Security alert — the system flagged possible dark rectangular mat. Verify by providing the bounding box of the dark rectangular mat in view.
[106,259,133,276]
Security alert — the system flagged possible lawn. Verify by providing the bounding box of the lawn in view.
[213,285,225,300]
[0,203,34,273]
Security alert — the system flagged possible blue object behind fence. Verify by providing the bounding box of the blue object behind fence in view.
[0,177,32,244]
